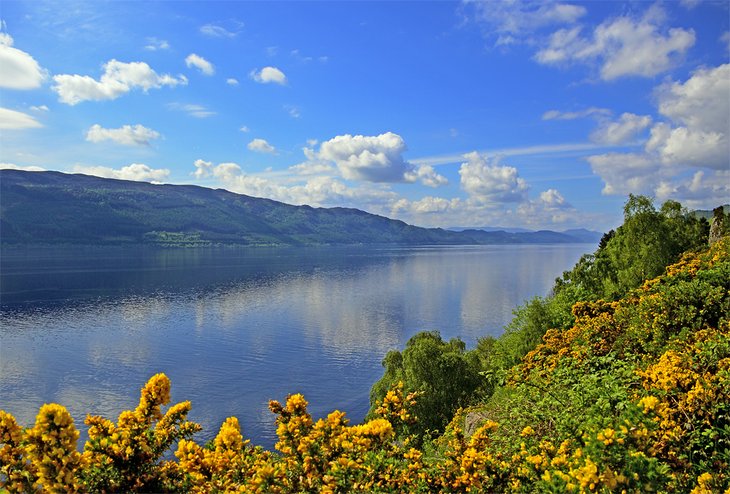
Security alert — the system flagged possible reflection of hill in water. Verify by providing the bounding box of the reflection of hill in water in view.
[0,244,591,448]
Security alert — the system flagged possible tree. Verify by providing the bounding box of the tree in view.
[369,331,483,439]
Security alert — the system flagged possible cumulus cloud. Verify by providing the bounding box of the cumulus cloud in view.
[53,60,187,105]
[655,170,730,209]
[85,124,161,146]
[315,132,411,183]
[0,163,46,171]
[535,7,695,80]
[306,132,448,187]
[0,107,42,129]
[648,64,730,169]
[191,158,397,209]
[458,152,529,204]
[516,188,579,225]
[0,32,46,89]
[226,78,239,86]
[185,53,214,75]
[542,107,611,120]
[247,138,276,154]
[392,196,461,215]
[167,102,216,118]
[72,163,170,182]
[590,113,652,145]
[250,66,287,85]
[586,152,659,195]
[404,165,449,187]
[586,64,729,210]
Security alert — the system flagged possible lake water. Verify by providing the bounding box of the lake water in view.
[0,244,591,448]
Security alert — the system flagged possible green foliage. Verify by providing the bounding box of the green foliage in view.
[557,195,709,301]
[369,331,484,439]
[371,195,719,455]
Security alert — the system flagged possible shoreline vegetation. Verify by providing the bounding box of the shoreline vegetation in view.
[2,197,729,492]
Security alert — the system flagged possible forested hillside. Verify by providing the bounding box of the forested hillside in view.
[1,196,727,493]
[1,170,597,246]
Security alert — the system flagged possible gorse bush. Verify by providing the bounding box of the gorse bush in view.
[2,237,728,492]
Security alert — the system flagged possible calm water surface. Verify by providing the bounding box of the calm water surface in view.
[0,244,591,448]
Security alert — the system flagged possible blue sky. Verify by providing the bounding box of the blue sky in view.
[1,0,728,231]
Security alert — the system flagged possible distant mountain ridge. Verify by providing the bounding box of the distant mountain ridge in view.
[450,226,603,243]
[0,170,602,247]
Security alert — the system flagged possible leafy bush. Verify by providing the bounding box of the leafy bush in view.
[369,331,485,440]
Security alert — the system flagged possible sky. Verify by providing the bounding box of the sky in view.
[1,0,728,232]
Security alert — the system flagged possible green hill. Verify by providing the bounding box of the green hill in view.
[1,170,597,246]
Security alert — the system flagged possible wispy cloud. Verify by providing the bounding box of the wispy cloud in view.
[0,107,43,129]
[144,37,169,51]
[200,21,242,38]
[167,102,216,118]
[412,142,618,167]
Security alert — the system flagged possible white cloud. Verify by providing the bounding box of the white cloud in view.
[542,107,611,120]
[517,188,578,225]
[404,165,448,188]
[200,23,240,38]
[144,37,170,51]
[649,64,730,169]
[289,161,336,176]
[226,78,239,86]
[250,66,287,85]
[185,53,214,76]
[465,0,586,46]
[239,125,250,133]
[458,152,529,204]
[30,105,49,112]
[85,124,161,146]
[53,60,187,105]
[0,107,42,129]
[393,196,461,215]
[316,132,413,183]
[587,152,660,195]
[191,159,397,209]
[0,163,46,171]
[535,7,695,80]
[0,32,46,89]
[655,170,730,209]
[247,138,276,154]
[590,113,652,145]
[72,163,170,182]
[167,102,216,118]
[586,63,730,209]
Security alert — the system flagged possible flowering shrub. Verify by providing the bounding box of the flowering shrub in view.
[1,239,727,492]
